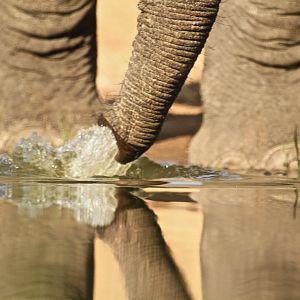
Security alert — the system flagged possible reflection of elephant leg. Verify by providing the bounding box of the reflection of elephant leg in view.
[99,189,191,300]
[195,189,300,300]
[0,202,95,300]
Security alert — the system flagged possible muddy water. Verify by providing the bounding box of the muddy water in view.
[1,128,300,299]
[1,174,300,300]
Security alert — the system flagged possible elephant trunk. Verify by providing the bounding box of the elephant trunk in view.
[99,0,220,163]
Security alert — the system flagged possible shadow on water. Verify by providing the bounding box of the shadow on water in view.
[1,176,300,299]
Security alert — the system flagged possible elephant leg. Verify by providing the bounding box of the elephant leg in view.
[0,0,98,130]
[190,0,300,171]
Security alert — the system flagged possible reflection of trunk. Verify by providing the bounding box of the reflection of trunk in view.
[0,0,98,125]
[0,203,94,299]
[99,0,220,163]
[100,190,191,300]
[194,189,300,300]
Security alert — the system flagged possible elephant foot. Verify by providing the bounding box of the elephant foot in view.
[259,144,298,171]
[189,129,299,172]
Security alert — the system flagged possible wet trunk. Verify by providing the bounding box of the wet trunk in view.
[99,0,220,163]
[0,0,98,126]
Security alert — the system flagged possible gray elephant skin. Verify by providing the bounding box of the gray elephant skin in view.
[0,0,98,129]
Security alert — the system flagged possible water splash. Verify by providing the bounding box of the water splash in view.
[0,126,222,179]
[11,126,132,178]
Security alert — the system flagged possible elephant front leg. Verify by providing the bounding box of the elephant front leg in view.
[0,0,99,135]
[190,0,300,171]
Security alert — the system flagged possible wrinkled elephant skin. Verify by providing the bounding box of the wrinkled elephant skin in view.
[0,0,98,128]
[190,0,300,170]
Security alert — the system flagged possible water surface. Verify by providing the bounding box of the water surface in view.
[1,174,300,300]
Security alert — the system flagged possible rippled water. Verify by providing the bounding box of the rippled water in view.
[1,128,300,299]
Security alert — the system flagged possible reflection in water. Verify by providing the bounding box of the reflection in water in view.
[293,189,298,219]
[194,188,300,300]
[0,181,191,299]
[99,189,191,300]
[2,176,300,299]
[0,202,95,300]
[0,183,118,227]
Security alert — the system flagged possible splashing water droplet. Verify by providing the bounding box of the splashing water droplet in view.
[57,126,132,178]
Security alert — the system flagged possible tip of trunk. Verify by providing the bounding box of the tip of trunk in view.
[97,114,142,164]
